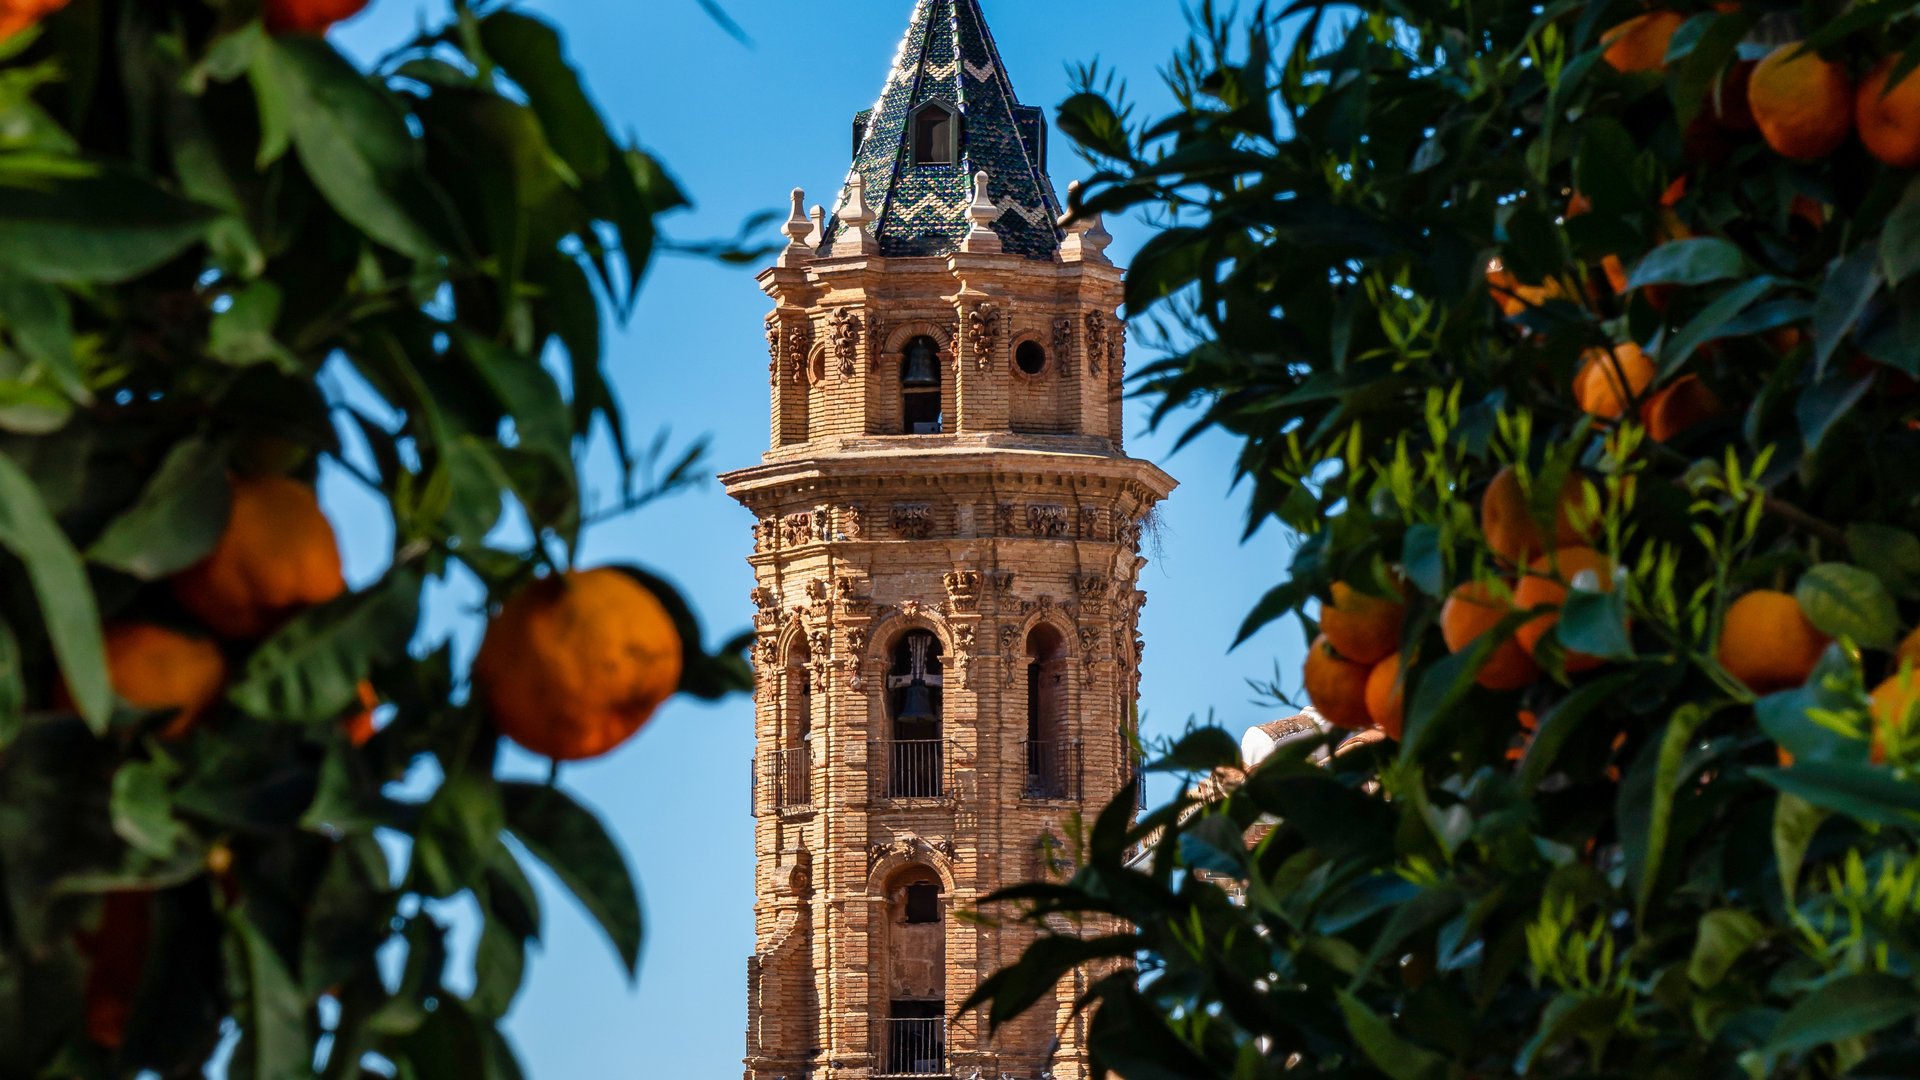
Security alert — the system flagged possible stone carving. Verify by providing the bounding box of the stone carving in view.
[990,570,1016,598]
[846,627,869,656]
[1079,626,1101,661]
[1052,316,1076,372]
[786,320,811,383]
[866,312,887,371]
[891,503,934,539]
[1084,310,1108,376]
[812,661,830,692]
[1119,518,1145,553]
[805,579,829,607]
[754,517,778,553]
[899,599,924,619]
[782,512,813,547]
[812,506,832,542]
[756,637,779,667]
[842,504,864,540]
[829,307,861,377]
[1075,574,1112,611]
[832,577,871,616]
[788,850,813,896]
[751,587,780,629]
[967,301,1000,371]
[764,315,781,376]
[867,836,958,877]
[809,628,831,661]
[1028,504,1069,538]
[952,623,976,655]
[944,570,981,613]
[1079,506,1107,541]
[1111,319,1127,376]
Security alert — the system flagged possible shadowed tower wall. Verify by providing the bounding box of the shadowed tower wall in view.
[723,4,1174,1076]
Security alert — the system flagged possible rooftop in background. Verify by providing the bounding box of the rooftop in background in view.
[824,0,1063,260]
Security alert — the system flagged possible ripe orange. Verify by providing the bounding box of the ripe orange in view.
[1642,374,1725,442]
[1514,546,1619,673]
[1601,12,1684,73]
[1871,671,1920,760]
[1319,580,1406,665]
[1857,59,1920,169]
[1480,465,1594,566]
[1440,580,1545,690]
[0,0,68,39]
[1749,43,1854,160]
[473,568,684,761]
[264,0,369,34]
[1717,590,1830,693]
[78,891,151,1048]
[1574,343,1656,419]
[68,623,227,738]
[1365,652,1405,740]
[345,680,378,747]
[173,474,345,640]
[1304,634,1372,732]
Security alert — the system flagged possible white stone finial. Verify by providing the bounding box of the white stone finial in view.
[779,187,814,266]
[961,170,1004,254]
[833,173,879,257]
[1060,180,1113,265]
[807,204,826,249]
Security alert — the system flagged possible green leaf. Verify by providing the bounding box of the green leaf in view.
[1755,646,1873,766]
[415,773,505,900]
[468,913,525,1020]
[0,452,108,731]
[1658,276,1777,379]
[110,760,183,859]
[1517,672,1638,792]
[1847,523,1920,600]
[501,782,642,978]
[0,617,19,748]
[1337,991,1445,1080]
[227,568,422,724]
[1773,793,1827,907]
[1625,703,1715,918]
[86,439,230,580]
[269,36,438,259]
[1689,909,1766,988]
[1556,587,1635,662]
[1764,973,1920,1055]
[1626,237,1747,289]
[1813,246,1884,376]
[1795,369,1874,452]
[477,10,610,181]
[0,272,85,400]
[1796,563,1899,650]
[1881,178,1920,285]
[0,170,220,284]
[1058,92,1133,161]
[1401,524,1444,599]
[208,282,295,369]
[227,910,311,1079]
[1753,763,1920,828]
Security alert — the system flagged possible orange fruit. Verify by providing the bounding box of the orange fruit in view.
[77,890,151,1048]
[173,474,345,640]
[263,0,369,34]
[1601,13,1684,73]
[1641,374,1725,442]
[1440,580,1545,690]
[1304,635,1372,731]
[344,680,378,747]
[1486,262,1566,317]
[1480,465,1595,566]
[0,0,68,39]
[1871,671,1920,761]
[1749,43,1854,160]
[1514,547,1619,673]
[1319,580,1406,665]
[1717,590,1830,693]
[65,623,227,738]
[1857,59,1920,169]
[473,568,684,761]
[1365,652,1406,740]
[1574,343,1657,419]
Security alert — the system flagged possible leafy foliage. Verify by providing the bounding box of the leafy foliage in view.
[0,0,751,1074]
[972,2,1920,1076]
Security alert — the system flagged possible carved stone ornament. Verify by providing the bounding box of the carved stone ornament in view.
[812,662,830,692]
[999,625,1021,654]
[754,516,778,553]
[788,850,813,896]
[1079,626,1101,661]
[866,835,958,877]
[967,301,1001,371]
[829,306,861,377]
[1078,506,1107,541]
[756,637,779,667]
[1111,319,1127,377]
[1084,310,1108,376]
[1075,573,1112,611]
[997,503,1019,536]
[1052,316,1076,372]
[990,570,1016,598]
[750,587,780,629]
[782,512,813,547]
[832,577,871,616]
[866,312,887,371]
[842,504,864,540]
[944,570,981,613]
[804,579,829,607]
[952,623,976,655]
[786,320,811,383]
[1028,504,1069,538]
[809,628,831,660]
[899,599,923,620]
[846,627,869,656]
[812,505,832,542]
[891,503,934,539]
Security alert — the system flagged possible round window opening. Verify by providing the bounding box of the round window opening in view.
[1015,340,1048,377]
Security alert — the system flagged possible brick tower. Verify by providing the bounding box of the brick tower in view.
[722,3,1174,1077]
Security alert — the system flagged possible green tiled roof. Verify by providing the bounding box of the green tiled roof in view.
[825,0,1063,260]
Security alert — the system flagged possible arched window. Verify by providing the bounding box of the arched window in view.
[884,866,947,1073]
[901,336,943,435]
[886,631,944,798]
[773,635,814,812]
[1024,626,1073,799]
[912,104,955,165]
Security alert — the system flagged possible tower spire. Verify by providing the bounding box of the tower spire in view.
[827,0,1062,260]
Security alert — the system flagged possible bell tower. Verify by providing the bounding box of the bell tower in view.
[723,2,1174,1077]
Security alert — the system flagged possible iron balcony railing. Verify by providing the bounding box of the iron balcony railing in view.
[1021,738,1082,801]
[874,739,950,802]
[876,1017,947,1077]
[766,746,814,814]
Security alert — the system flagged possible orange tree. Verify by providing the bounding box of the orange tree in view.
[969,2,1920,1076]
[0,0,749,1075]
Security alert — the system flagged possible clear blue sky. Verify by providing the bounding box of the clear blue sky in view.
[313,2,1307,1075]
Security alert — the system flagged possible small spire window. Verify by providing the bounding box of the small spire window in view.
[901,336,943,435]
[912,104,956,165]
